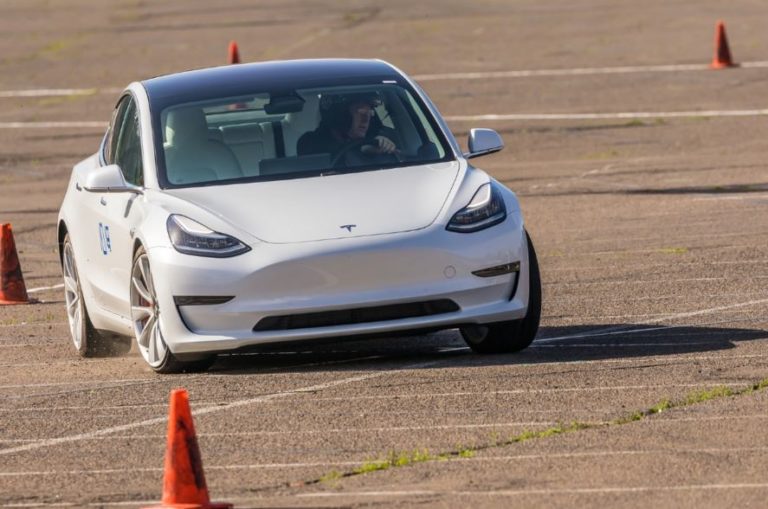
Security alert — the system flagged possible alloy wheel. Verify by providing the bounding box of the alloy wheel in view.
[62,241,84,350]
[130,253,169,367]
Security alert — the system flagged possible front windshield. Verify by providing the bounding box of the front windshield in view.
[158,83,453,187]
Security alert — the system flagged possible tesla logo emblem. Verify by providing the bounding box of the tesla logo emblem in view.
[340,224,356,232]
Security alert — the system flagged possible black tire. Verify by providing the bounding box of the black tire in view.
[62,233,130,358]
[152,352,217,374]
[461,231,542,354]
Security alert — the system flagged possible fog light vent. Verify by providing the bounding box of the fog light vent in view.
[472,261,520,278]
[174,296,234,306]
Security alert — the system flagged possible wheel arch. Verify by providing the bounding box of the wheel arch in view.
[132,237,145,258]
[57,220,68,267]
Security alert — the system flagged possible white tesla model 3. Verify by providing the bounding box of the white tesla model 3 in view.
[57,59,541,373]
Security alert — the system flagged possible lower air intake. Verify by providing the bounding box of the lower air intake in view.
[254,299,460,332]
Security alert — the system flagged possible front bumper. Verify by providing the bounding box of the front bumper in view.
[150,221,530,354]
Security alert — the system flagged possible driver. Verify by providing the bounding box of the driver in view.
[297,93,397,160]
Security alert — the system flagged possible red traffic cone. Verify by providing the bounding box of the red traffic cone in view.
[143,389,232,509]
[227,41,240,65]
[0,224,29,305]
[711,20,736,69]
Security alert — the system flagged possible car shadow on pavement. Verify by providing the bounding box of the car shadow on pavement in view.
[207,323,768,374]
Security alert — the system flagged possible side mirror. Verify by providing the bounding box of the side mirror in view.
[465,128,504,159]
[83,164,142,194]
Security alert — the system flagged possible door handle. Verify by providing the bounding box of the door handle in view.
[100,197,107,206]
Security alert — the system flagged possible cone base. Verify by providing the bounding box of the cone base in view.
[0,298,29,305]
[711,61,737,69]
[142,502,233,509]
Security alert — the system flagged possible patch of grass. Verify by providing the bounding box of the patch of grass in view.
[310,379,768,486]
[658,247,688,255]
[354,459,390,474]
[683,386,733,405]
[507,421,591,444]
[353,448,435,475]
[623,119,646,127]
[318,470,341,484]
[458,448,476,458]
[649,399,672,414]
[36,90,96,107]
[36,34,89,60]
[613,411,644,425]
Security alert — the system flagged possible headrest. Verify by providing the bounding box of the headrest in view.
[220,123,264,145]
[165,107,209,145]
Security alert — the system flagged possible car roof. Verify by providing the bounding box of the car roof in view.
[142,59,403,109]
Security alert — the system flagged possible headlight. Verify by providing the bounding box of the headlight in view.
[166,215,250,257]
[446,182,507,233]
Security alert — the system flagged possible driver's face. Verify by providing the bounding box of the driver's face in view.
[346,102,373,139]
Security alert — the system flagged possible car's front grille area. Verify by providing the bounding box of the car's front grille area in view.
[253,299,460,332]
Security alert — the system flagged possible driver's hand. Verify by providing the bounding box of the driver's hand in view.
[361,135,397,154]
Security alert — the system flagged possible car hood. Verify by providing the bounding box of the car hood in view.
[165,161,460,244]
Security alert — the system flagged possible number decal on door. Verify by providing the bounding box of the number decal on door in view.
[99,223,112,255]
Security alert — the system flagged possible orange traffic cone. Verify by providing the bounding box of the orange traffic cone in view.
[711,20,736,69]
[227,41,240,65]
[0,224,29,305]
[144,389,233,509]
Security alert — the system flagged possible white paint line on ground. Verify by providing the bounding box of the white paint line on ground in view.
[0,121,106,129]
[5,109,768,130]
[533,342,727,348]
[0,422,560,446]
[692,194,768,202]
[0,360,439,456]
[476,446,768,462]
[648,414,768,424]
[536,296,768,344]
[0,382,735,412]
[0,88,121,98]
[1,413,762,445]
[299,484,768,498]
[26,283,64,294]
[4,445,768,478]
[413,61,768,81]
[7,413,764,445]
[545,277,727,287]
[3,60,767,101]
[444,109,768,122]
[0,121,107,129]
[0,378,152,390]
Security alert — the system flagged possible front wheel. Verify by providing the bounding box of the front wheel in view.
[461,231,541,354]
[129,246,215,373]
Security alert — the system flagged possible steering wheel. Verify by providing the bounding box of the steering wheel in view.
[330,139,368,168]
[330,139,402,168]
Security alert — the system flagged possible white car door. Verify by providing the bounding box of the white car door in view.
[87,95,145,320]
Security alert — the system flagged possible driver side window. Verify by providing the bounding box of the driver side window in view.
[113,96,144,186]
[103,96,130,165]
